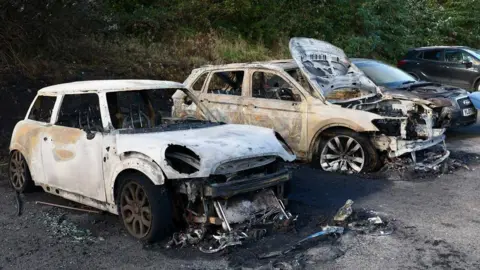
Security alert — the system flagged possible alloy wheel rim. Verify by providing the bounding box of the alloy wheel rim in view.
[320,135,365,173]
[120,182,152,239]
[9,151,26,190]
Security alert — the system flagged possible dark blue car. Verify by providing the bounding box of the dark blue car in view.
[352,58,477,128]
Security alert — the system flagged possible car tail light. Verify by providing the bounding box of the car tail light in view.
[397,60,407,67]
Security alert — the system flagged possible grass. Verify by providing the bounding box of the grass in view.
[2,32,289,83]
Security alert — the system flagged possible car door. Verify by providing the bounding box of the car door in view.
[420,49,449,84]
[41,93,106,201]
[198,70,246,124]
[18,94,58,184]
[242,69,306,156]
[443,49,478,89]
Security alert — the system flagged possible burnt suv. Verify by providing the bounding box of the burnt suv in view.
[183,38,452,174]
[352,58,477,128]
[397,46,480,91]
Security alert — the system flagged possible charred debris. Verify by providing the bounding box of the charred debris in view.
[163,196,395,262]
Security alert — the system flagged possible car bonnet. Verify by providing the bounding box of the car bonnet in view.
[115,124,295,179]
[289,37,382,101]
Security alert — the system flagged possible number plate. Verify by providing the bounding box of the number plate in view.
[463,108,475,116]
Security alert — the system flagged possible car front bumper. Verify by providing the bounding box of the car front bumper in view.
[373,133,450,171]
[387,134,446,158]
[449,108,477,128]
[204,169,291,198]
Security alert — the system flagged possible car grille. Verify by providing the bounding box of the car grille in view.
[457,96,474,109]
[214,156,277,175]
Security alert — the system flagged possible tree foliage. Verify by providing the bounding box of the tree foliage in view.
[2,0,480,75]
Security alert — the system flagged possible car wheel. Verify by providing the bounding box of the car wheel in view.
[315,130,379,173]
[117,172,173,242]
[9,151,35,193]
[475,80,480,91]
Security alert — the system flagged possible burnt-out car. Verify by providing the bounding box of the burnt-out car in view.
[9,80,295,242]
[183,38,451,174]
[352,58,477,128]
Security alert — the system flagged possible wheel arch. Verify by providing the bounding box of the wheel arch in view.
[472,76,480,90]
[8,147,34,177]
[111,151,167,204]
[308,125,360,161]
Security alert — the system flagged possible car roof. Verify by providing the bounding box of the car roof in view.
[409,46,469,51]
[37,80,186,95]
[195,59,298,72]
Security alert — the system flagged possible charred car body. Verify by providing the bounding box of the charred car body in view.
[351,58,477,128]
[9,80,295,242]
[184,38,451,173]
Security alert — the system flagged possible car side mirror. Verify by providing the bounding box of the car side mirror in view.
[84,128,96,140]
[184,95,193,106]
[463,61,473,68]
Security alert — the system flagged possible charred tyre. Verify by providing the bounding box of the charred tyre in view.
[9,151,35,193]
[315,129,379,173]
[117,172,173,242]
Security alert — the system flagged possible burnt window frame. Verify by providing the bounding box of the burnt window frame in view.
[54,93,104,132]
[205,70,245,96]
[248,69,303,102]
[192,72,209,93]
[27,95,58,124]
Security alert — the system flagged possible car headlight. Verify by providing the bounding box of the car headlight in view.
[275,132,295,155]
[371,119,403,136]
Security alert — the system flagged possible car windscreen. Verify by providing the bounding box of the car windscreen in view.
[106,88,217,131]
[354,61,416,88]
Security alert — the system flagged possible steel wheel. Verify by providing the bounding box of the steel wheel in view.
[320,135,365,173]
[9,151,28,190]
[120,182,152,239]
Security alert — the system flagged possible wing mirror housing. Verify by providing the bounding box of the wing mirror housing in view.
[463,61,473,68]
[86,129,96,140]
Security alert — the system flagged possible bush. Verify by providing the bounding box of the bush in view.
[1,0,480,81]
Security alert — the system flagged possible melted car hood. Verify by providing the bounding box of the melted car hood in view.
[289,37,381,101]
[115,124,295,179]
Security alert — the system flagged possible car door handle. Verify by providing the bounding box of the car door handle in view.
[244,104,257,108]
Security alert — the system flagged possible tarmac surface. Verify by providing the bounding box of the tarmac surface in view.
[1,119,480,270]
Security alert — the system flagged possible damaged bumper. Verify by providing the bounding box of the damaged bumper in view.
[450,109,477,127]
[204,169,291,198]
[386,134,446,158]
[373,133,450,170]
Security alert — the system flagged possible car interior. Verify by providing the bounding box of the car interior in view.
[106,89,193,129]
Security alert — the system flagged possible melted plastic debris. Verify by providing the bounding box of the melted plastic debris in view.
[347,209,395,236]
[333,199,354,222]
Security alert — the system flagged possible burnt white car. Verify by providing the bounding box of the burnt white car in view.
[9,80,295,242]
